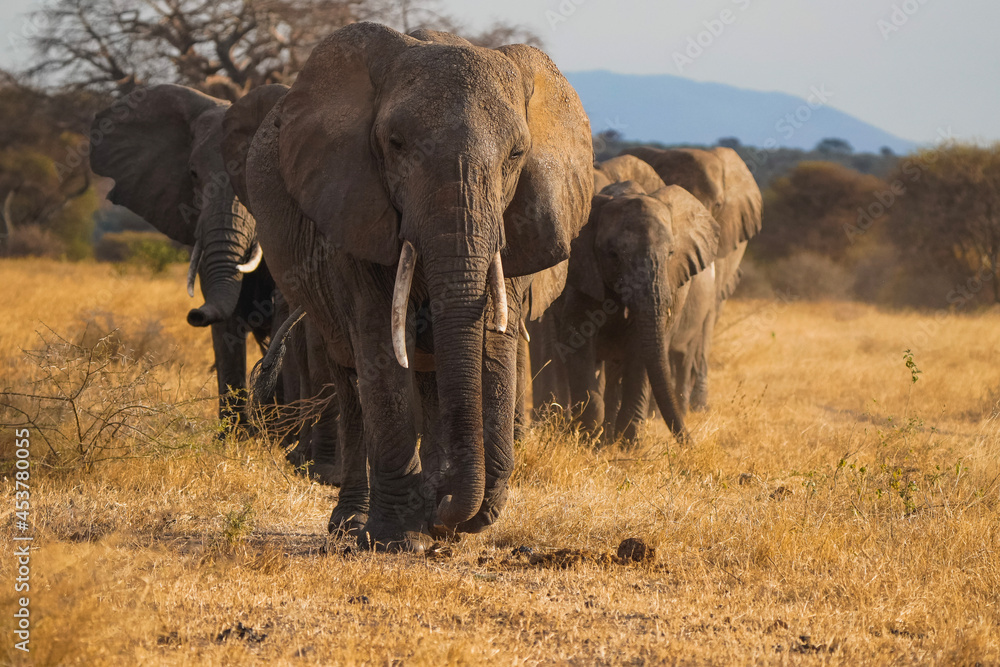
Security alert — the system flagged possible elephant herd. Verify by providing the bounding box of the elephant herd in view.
[88,23,762,552]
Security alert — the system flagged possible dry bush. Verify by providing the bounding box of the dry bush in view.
[2,223,67,258]
[75,310,177,365]
[0,328,210,468]
[94,231,188,274]
[766,251,854,301]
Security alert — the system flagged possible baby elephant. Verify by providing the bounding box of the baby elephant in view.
[555,181,719,443]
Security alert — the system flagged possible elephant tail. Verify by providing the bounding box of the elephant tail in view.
[250,305,306,405]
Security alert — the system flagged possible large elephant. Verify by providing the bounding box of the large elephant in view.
[89,84,279,428]
[621,146,762,410]
[223,24,592,551]
[552,179,719,442]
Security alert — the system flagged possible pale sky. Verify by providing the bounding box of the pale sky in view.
[2,0,996,145]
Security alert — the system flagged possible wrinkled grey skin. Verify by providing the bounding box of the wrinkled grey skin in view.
[223,24,593,551]
[90,85,276,428]
[550,180,719,443]
[621,147,763,411]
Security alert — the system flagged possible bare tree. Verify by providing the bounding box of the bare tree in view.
[24,0,542,97]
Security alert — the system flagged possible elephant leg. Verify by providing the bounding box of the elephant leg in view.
[354,304,428,552]
[414,370,451,535]
[565,341,604,436]
[211,318,247,433]
[283,324,312,464]
[602,358,622,443]
[305,327,341,486]
[616,352,651,444]
[689,309,716,412]
[513,330,531,441]
[328,365,368,536]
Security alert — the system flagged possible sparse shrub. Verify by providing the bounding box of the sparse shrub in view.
[766,251,853,301]
[94,231,188,273]
[3,223,67,258]
[729,256,773,299]
[0,328,208,468]
[76,310,176,364]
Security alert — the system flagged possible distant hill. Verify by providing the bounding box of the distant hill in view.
[566,71,916,155]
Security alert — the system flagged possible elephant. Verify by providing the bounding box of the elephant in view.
[222,23,593,551]
[89,84,280,429]
[527,155,668,416]
[620,146,763,411]
[549,179,719,443]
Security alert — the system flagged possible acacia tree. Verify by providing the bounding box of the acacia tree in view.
[24,0,540,98]
[754,161,889,262]
[888,144,1000,304]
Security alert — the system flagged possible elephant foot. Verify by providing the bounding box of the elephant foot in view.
[689,380,709,412]
[328,504,368,537]
[358,513,432,553]
[285,442,308,468]
[310,462,343,487]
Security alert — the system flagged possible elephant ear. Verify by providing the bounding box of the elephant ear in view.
[565,193,613,301]
[652,185,720,289]
[278,23,413,266]
[527,260,568,321]
[90,84,224,245]
[221,84,289,216]
[595,155,666,195]
[497,44,594,277]
[712,147,763,254]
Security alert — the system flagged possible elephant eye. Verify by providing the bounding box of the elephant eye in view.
[509,147,525,161]
[189,168,198,180]
[388,134,405,151]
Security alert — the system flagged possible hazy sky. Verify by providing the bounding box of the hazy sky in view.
[2,0,996,145]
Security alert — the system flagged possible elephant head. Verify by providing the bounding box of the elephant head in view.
[90,84,263,327]
[567,181,719,441]
[232,24,593,532]
[593,154,667,195]
[620,146,762,297]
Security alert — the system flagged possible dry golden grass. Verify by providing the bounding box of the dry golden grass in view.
[1,258,998,665]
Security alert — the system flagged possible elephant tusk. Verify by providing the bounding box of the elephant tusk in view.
[392,240,418,369]
[518,319,530,343]
[487,251,508,334]
[186,238,203,298]
[237,242,263,273]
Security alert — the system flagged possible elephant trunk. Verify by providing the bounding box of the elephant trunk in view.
[421,234,493,529]
[635,289,689,444]
[187,197,255,328]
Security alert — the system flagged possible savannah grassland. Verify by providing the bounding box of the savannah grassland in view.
[0,258,998,666]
